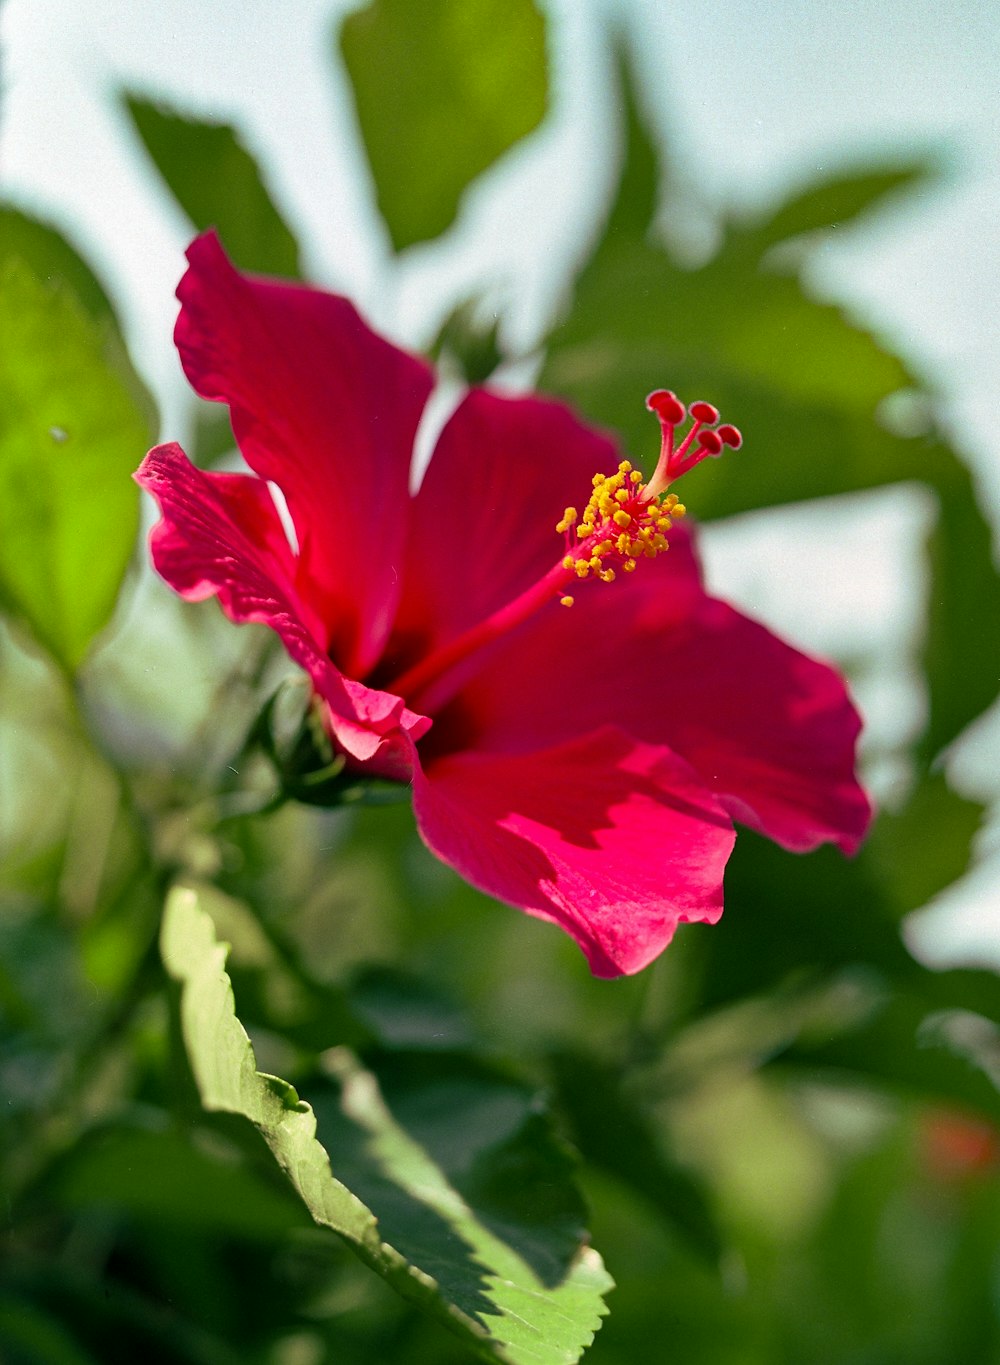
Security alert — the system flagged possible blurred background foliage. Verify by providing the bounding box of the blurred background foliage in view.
[2,0,1000,1361]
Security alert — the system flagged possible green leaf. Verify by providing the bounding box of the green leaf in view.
[123,95,302,278]
[774,996,1000,1127]
[0,256,153,671]
[549,1049,723,1265]
[0,207,116,326]
[49,1118,310,1240]
[0,1295,100,1365]
[430,296,505,386]
[541,55,1000,765]
[340,0,548,250]
[161,886,612,1364]
[743,158,937,254]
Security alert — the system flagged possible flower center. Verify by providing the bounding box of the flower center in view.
[386,391,740,714]
[553,461,686,605]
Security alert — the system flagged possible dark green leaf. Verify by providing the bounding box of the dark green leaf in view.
[430,296,505,385]
[549,1049,723,1265]
[124,95,301,278]
[0,257,153,670]
[340,0,548,250]
[161,886,613,1364]
[350,966,475,1052]
[774,996,1000,1127]
[0,1295,99,1365]
[49,1118,310,1239]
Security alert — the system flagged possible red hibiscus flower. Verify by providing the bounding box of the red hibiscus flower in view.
[136,232,871,977]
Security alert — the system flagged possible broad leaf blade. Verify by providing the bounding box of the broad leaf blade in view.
[541,54,1000,766]
[340,0,548,250]
[0,257,153,670]
[124,96,301,278]
[161,887,612,1364]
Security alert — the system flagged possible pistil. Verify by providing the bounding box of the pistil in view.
[386,391,741,716]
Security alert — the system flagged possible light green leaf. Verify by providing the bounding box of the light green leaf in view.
[0,257,154,671]
[161,887,612,1364]
[0,207,117,326]
[124,95,302,278]
[340,0,548,250]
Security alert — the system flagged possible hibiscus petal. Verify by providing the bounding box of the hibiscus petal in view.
[173,232,434,676]
[390,387,620,664]
[413,726,736,977]
[443,525,871,855]
[136,444,429,762]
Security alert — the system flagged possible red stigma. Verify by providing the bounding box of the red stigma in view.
[688,401,719,424]
[646,389,686,425]
[645,387,742,496]
[697,429,723,457]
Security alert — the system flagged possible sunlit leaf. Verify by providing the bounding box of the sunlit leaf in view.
[0,257,153,670]
[340,0,548,250]
[161,886,612,1364]
[124,95,302,278]
[0,207,116,326]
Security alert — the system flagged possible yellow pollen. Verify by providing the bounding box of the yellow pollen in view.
[556,456,682,590]
[560,595,575,607]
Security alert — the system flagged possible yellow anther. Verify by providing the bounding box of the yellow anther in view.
[560,595,575,607]
[558,447,690,595]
